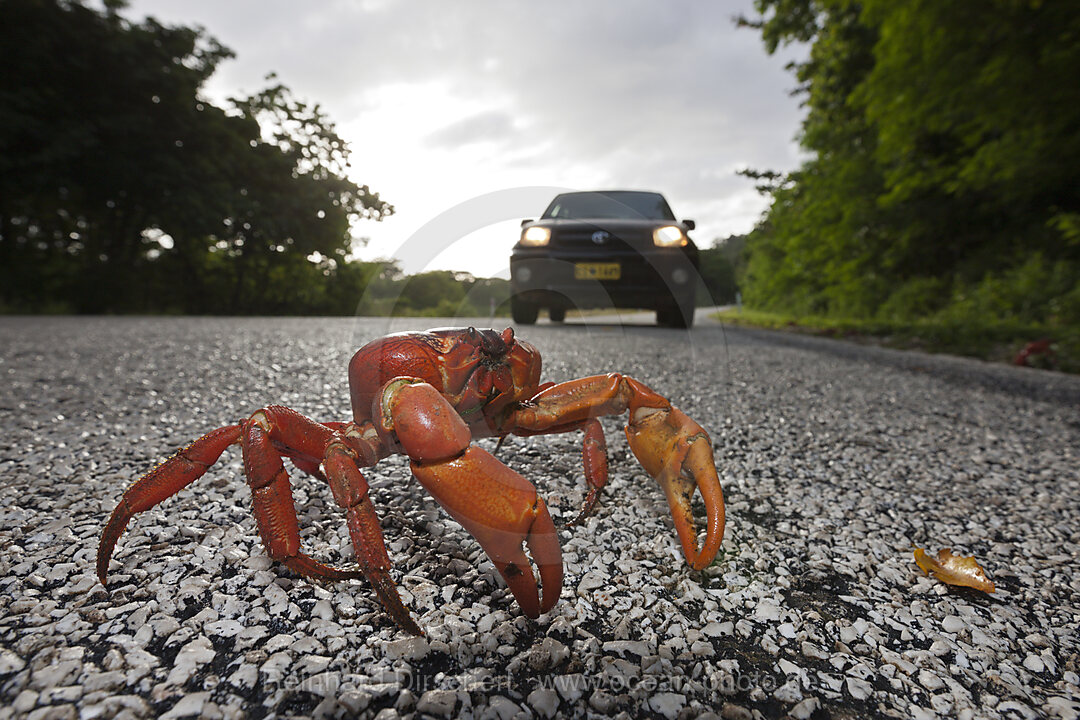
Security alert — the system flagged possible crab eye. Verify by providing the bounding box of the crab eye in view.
[477,329,507,356]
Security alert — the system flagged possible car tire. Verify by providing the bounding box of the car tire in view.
[511,296,539,325]
[548,306,566,323]
[657,295,695,329]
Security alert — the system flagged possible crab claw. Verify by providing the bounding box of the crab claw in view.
[378,378,563,617]
[625,404,725,570]
[412,449,563,617]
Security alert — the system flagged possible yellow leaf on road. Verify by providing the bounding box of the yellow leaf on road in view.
[914,547,995,593]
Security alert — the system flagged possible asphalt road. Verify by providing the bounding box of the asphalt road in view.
[1,315,1078,720]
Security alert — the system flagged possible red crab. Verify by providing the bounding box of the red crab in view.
[97,327,725,635]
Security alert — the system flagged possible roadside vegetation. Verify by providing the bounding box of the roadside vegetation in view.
[715,307,1075,373]
[732,1,1079,371]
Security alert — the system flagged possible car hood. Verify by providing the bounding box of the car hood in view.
[531,218,680,230]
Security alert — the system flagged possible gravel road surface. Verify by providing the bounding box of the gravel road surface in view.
[1,315,1078,720]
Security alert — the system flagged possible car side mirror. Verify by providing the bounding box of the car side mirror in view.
[682,219,696,231]
[521,219,534,227]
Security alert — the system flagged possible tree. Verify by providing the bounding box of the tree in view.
[856,0,1080,279]
[398,271,468,315]
[740,0,890,316]
[697,236,743,305]
[0,0,391,314]
[738,0,1080,326]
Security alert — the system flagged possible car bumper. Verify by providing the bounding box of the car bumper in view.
[510,249,697,309]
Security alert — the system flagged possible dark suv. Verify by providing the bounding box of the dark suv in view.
[509,190,699,327]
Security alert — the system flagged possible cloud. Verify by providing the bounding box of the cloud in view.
[424,110,518,149]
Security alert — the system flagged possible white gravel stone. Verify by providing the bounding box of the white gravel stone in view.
[164,635,215,687]
[160,692,210,719]
[384,635,429,661]
[527,687,560,719]
[339,690,373,714]
[13,690,38,714]
[416,689,458,718]
[1023,654,1045,673]
[311,599,334,620]
[30,659,82,690]
[1044,696,1080,720]
[0,648,27,674]
[227,663,258,689]
[553,674,587,703]
[942,615,966,634]
[846,676,873,700]
[690,639,715,657]
[603,639,650,658]
[774,678,803,703]
[790,697,821,719]
[588,690,617,714]
[753,599,783,622]
[649,692,686,719]
[483,695,524,720]
[296,654,332,675]
[205,618,244,638]
[259,651,293,684]
[84,670,125,693]
[577,570,606,593]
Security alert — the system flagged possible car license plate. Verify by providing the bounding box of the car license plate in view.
[574,262,621,280]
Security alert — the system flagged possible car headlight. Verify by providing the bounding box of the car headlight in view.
[520,226,551,246]
[653,225,686,247]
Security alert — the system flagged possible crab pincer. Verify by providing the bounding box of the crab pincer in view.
[505,373,726,571]
[624,401,725,570]
[376,378,563,617]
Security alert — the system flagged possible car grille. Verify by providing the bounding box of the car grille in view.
[550,227,653,250]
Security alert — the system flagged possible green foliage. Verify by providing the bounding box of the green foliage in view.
[399,271,468,312]
[858,0,1080,214]
[0,0,391,314]
[715,305,1080,374]
[697,236,744,304]
[0,0,501,318]
[875,277,949,323]
[351,263,504,317]
[738,0,1080,362]
[937,256,1080,328]
[355,266,511,318]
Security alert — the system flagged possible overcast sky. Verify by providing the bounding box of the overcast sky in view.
[121,1,807,277]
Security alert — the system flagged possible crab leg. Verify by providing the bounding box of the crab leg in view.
[322,441,423,635]
[240,416,368,581]
[97,425,241,584]
[250,407,421,635]
[506,374,725,570]
[571,419,609,526]
[377,378,563,617]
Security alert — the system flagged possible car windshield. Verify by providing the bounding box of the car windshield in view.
[542,191,676,221]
